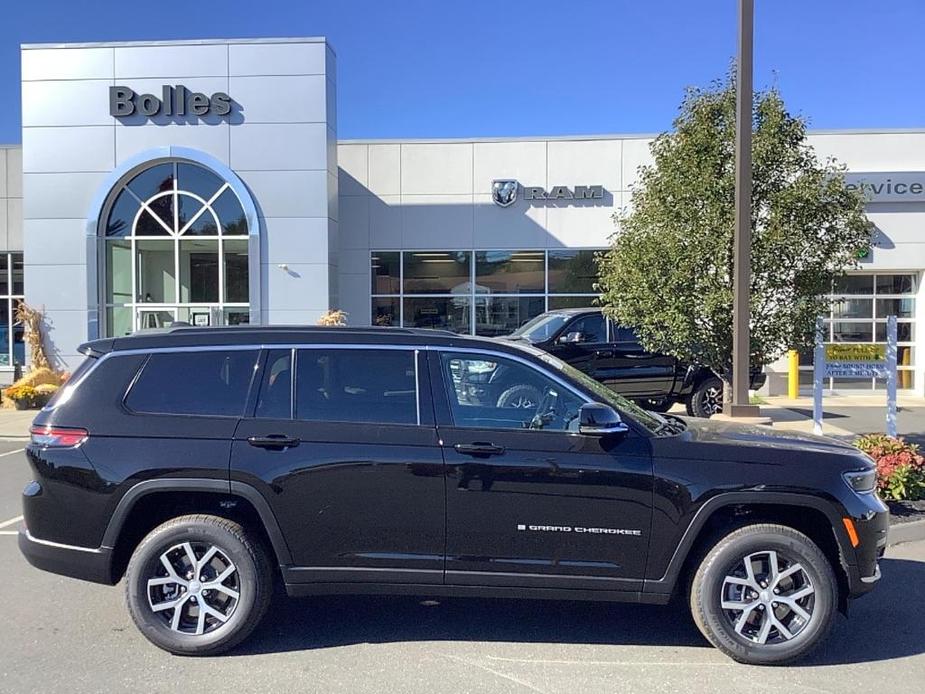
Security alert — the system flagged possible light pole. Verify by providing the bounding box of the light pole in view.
[728,0,761,418]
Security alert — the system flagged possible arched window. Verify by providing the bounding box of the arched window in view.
[103,160,250,335]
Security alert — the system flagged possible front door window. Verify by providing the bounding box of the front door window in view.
[440,352,584,431]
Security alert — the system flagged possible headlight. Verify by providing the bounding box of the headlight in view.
[843,469,877,494]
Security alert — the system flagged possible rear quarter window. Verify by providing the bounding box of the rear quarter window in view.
[42,356,98,409]
[125,350,259,417]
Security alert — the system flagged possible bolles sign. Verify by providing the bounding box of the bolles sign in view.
[109,85,232,118]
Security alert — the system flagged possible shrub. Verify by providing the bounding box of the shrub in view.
[854,434,925,501]
[33,382,60,407]
[4,384,37,403]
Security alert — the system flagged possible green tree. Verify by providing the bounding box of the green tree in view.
[597,72,871,399]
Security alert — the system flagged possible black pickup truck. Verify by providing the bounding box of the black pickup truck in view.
[501,308,765,417]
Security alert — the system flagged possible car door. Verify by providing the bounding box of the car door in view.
[430,348,653,592]
[544,312,609,379]
[230,346,446,586]
[598,323,677,397]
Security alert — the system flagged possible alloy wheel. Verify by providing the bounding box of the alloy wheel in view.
[147,541,240,636]
[720,550,816,645]
[700,385,723,416]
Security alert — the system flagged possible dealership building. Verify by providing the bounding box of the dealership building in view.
[0,37,922,396]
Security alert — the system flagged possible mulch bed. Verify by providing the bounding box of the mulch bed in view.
[887,500,925,525]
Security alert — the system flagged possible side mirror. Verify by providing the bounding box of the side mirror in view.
[559,331,585,344]
[578,403,629,436]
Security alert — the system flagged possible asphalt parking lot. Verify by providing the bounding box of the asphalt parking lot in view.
[1,438,924,693]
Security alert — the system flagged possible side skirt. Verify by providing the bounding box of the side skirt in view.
[283,580,670,605]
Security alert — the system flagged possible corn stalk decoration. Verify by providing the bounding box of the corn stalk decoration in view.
[15,302,52,371]
[317,309,347,327]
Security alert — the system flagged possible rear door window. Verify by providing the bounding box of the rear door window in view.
[295,348,418,425]
[254,349,293,419]
[126,350,259,417]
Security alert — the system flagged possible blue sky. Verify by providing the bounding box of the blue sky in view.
[1,0,922,144]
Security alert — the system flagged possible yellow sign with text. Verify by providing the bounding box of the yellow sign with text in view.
[825,344,886,362]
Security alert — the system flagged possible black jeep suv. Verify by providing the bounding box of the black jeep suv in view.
[503,308,766,417]
[20,325,886,664]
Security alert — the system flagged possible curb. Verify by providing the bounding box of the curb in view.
[888,518,925,546]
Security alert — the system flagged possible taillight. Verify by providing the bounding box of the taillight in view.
[30,425,88,448]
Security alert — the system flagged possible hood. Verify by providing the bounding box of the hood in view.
[675,416,865,459]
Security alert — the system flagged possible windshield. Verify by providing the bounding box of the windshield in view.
[505,341,673,435]
[510,313,570,343]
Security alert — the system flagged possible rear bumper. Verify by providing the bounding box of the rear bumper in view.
[18,530,115,585]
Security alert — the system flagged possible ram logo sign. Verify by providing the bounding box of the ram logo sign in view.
[490,180,605,207]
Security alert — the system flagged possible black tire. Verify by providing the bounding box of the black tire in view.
[689,523,838,665]
[125,514,273,656]
[687,376,724,417]
[496,384,542,410]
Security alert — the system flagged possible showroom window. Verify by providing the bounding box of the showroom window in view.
[0,253,25,369]
[102,160,250,336]
[799,273,918,391]
[371,250,603,336]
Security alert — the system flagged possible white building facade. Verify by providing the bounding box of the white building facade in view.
[1,37,922,396]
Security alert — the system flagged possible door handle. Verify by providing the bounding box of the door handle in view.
[594,349,614,358]
[247,434,300,449]
[453,442,505,457]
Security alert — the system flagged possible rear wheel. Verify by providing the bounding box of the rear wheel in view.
[125,514,272,656]
[689,523,837,665]
[687,376,724,417]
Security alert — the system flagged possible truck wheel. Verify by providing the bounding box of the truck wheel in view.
[125,514,273,656]
[687,377,724,417]
[689,523,837,665]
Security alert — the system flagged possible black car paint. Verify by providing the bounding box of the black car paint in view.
[19,326,885,607]
[505,307,765,404]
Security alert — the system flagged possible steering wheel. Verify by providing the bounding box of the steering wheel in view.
[528,387,560,430]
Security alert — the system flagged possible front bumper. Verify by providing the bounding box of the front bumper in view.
[843,495,889,598]
[18,529,115,585]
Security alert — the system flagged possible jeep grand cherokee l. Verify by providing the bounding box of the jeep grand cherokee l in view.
[20,326,887,664]
[503,308,766,417]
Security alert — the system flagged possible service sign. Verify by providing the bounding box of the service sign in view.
[824,344,886,362]
[845,172,925,203]
[823,343,887,378]
[814,317,898,437]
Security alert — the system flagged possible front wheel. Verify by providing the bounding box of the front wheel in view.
[125,514,273,656]
[686,376,724,417]
[689,523,838,665]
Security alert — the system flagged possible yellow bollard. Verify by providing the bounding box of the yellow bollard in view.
[788,350,799,399]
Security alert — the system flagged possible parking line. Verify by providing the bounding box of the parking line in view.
[0,447,24,458]
[0,531,18,536]
[0,515,23,530]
